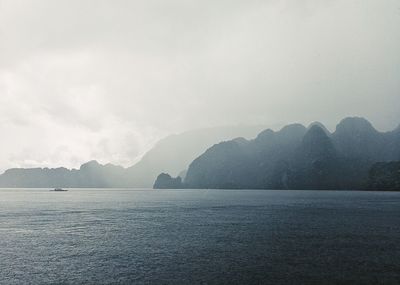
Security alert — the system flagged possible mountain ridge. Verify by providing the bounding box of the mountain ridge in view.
[160,117,400,190]
[0,125,267,188]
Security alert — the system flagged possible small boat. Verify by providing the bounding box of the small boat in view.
[51,188,68,192]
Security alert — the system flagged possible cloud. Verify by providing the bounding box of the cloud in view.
[0,0,399,171]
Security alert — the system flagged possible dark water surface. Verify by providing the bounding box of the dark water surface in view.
[0,189,399,284]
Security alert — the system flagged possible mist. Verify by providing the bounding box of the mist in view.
[0,0,399,172]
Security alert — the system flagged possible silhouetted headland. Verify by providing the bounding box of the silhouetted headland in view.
[155,117,400,190]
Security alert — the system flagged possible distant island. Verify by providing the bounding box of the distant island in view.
[1,117,399,190]
[154,117,400,191]
[0,125,265,188]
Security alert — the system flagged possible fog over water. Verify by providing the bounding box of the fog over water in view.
[0,0,399,171]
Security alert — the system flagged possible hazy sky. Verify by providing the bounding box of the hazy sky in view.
[0,0,399,171]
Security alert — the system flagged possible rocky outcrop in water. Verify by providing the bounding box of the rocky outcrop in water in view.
[153,173,183,189]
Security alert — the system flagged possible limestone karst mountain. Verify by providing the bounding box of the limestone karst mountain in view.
[0,125,266,188]
[162,117,400,190]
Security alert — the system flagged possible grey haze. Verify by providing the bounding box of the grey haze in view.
[0,0,399,172]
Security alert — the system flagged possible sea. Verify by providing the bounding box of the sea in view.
[0,188,399,285]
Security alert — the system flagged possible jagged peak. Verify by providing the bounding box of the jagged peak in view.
[276,124,307,141]
[279,123,307,133]
[301,124,336,159]
[157,172,172,179]
[335,117,377,134]
[80,160,101,170]
[308,121,330,135]
[255,128,275,141]
[303,124,331,143]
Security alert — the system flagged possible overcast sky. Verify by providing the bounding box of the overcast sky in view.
[0,0,399,171]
